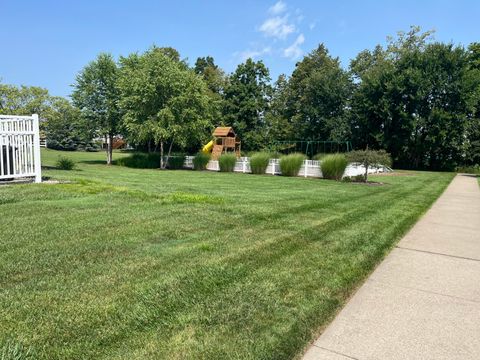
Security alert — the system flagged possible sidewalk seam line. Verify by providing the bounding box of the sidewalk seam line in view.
[367,278,480,305]
[312,344,359,360]
[396,246,480,263]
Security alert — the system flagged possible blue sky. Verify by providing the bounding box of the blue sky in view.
[1,0,479,97]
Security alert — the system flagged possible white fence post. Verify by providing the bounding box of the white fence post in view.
[32,114,42,183]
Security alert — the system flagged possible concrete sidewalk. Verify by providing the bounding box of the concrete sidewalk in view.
[303,174,480,360]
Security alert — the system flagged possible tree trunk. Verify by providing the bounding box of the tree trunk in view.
[363,145,369,182]
[160,141,164,169]
[164,140,174,170]
[106,133,113,165]
[148,139,152,153]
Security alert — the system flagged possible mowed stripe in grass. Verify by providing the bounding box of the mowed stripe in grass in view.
[0,150,454,359]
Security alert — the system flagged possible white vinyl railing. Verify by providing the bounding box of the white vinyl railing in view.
[182,156,389,178]
[0,114,42,183]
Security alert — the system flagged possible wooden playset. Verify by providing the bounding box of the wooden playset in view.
[202,127,241,160]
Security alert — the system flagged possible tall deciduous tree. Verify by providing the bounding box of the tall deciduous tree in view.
[0,82,94,149]
[466,42,480,165]
[286,44,352,142]
[350,27,480,170]
[118,47,215,168]
[0,83,51,116]
[72,53,121,165]
[193,56,226,134]
[265,74,294,143]
[194,56,227,95]
[223,58,271,151]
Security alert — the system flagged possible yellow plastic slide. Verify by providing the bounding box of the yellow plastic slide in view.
[202,140,214,154]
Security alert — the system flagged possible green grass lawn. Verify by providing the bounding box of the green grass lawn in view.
[0,149,454,359]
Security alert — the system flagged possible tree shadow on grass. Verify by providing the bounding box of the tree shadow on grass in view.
[42,165,83,171]
[459,173,480,178]
[78,160,108,165]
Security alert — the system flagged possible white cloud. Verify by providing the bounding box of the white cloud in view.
[294,8,304,23]
[259,16,295,40]
[234,1,309,62]
[283,34,305,60]
[309,21,316,30]
[268,1,287,15]
[235,47,272,61]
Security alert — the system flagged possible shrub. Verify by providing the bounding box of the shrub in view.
[250,152,270,174]
[168,155,185,170]
[193,152,210,170]
[56,156,75,170]
[279,153,306,177]
[218,154,237,172]
[116,153,159,168]
[321,153,348,181]
[84,144,100,152]
[347,149,392,182]
[456,165,480,174]
[342,175,365,183]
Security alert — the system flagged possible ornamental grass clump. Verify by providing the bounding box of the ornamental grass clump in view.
[193,152,210,170]
[56,156,75,170]
[321,153,348,181]
[218,154,237,172]
[279,153,306,177]
[249,152,270,174]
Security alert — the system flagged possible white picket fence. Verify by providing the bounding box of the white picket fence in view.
[183,156,389,177]
[0,114,42,183]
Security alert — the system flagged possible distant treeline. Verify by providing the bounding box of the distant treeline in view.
[1,26,479,170]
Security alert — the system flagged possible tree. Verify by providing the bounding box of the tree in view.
[43,97,97,151]
[223,58,271,151]
[158,47,181,62]
[350,27,480,170]
[0,83,51,116]
[286,44,352,142]
[194,56,215,73]
[193,56,226,136]
[118,47,216,168]
[265,74,294,143]
[347,149,392,182]
[0,82,95,150]
[465,43,480,165]
[72,53,121,165]
[194,56,227,95]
